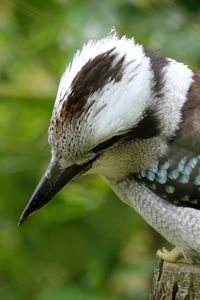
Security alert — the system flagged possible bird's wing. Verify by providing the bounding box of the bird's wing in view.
[175,72,200,153]
[134,72,200,209]
[134,144,200,209]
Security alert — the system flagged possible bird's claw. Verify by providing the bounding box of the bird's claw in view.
[156,247,183,263]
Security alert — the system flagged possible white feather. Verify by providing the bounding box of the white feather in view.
[154,58,193,136]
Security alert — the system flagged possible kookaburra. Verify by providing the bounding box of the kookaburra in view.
[19,31,200,264]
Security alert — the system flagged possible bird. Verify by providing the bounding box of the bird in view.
[19,30,200,264]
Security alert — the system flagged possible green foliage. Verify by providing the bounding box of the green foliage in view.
[1,0,200,299]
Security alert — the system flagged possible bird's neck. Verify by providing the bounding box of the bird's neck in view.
[105,176,162,216]
[93,137,168,182]
[106,176,183,246]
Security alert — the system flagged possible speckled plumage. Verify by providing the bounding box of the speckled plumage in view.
[109,177,200,263]
[19,32,200,263]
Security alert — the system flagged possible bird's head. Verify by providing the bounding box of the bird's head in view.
[19,32,160,225]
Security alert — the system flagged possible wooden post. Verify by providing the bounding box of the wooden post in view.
[150,260,200,299]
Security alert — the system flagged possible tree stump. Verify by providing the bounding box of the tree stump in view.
[150,260,200,300]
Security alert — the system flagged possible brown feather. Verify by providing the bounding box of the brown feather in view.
[176,71,200,152]
[144,48,169,96]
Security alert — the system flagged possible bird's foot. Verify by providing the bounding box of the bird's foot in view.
[156,247,193,265]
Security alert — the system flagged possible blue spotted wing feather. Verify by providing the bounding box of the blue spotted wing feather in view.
[135,144,200,209]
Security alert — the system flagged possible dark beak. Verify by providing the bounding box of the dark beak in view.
[18,158,92,225]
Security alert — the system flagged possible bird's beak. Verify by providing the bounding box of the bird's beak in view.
[18,158,92,225]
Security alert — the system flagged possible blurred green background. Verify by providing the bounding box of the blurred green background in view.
[1,0,200,299]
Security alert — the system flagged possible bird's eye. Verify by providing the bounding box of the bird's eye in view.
[92,135,122,153]
[76,152,98,165]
